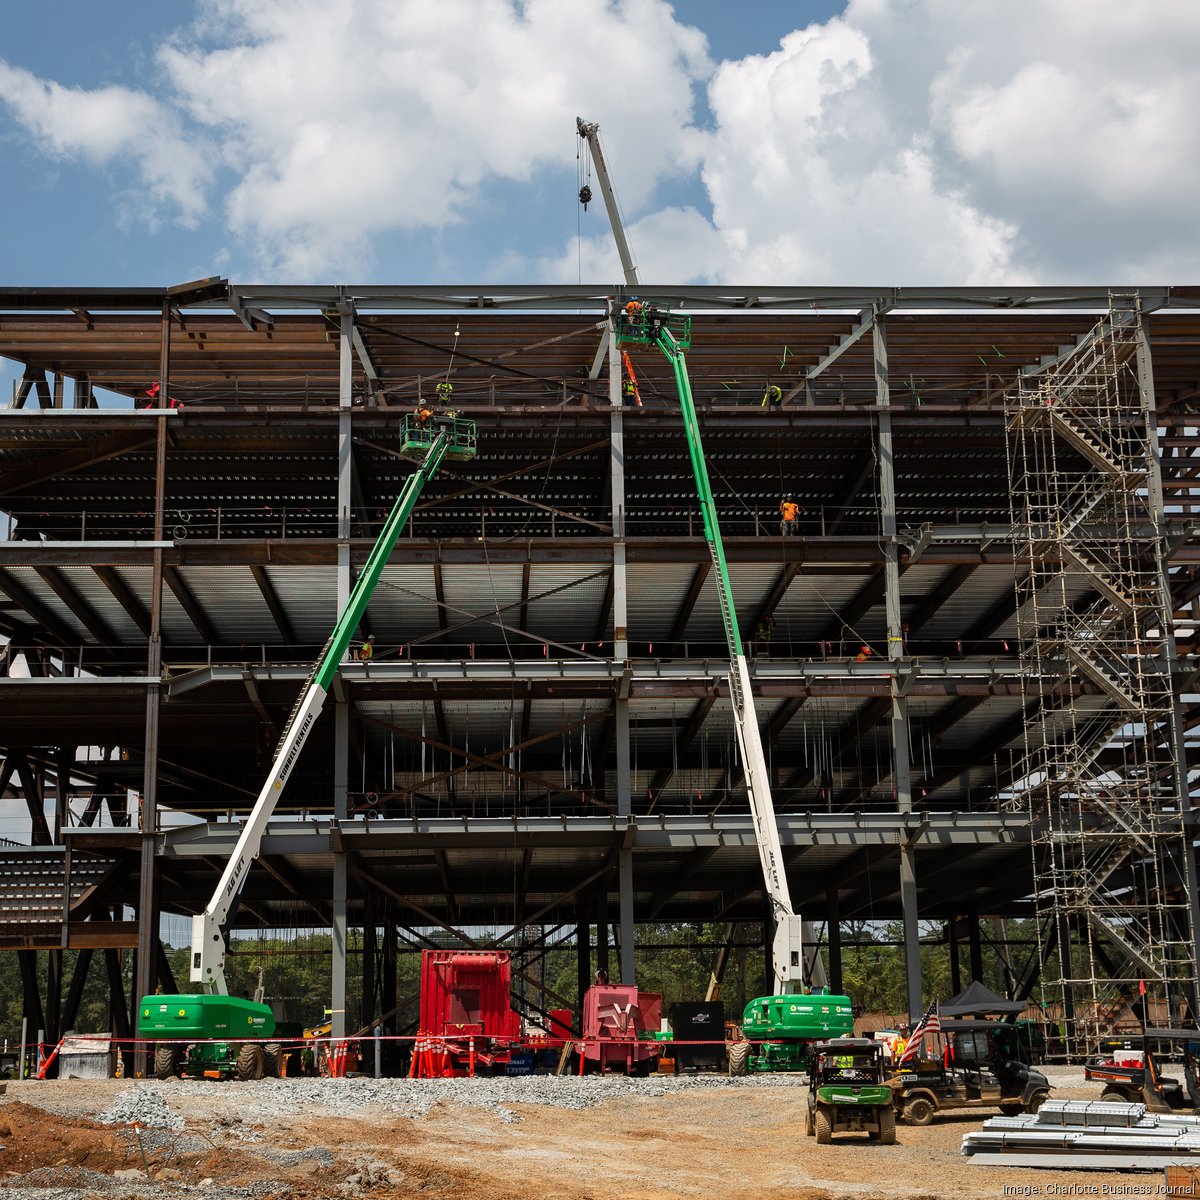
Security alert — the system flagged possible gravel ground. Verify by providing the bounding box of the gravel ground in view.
[25,1070,810,1126]
[0,1066,1156,1200]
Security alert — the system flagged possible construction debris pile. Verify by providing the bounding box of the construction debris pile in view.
[964,1097,1200,1171]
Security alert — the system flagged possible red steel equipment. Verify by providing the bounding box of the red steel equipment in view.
[580,983,663,1074]
[418,950,522,1074]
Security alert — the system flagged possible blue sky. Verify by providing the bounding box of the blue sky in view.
[3,0,1198,298]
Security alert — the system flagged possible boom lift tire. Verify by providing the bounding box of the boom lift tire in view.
[262,1043,283,1078]
[153,1046,180,1080]
[814,1106,833,1145]
[236,1044,265,1081]
[727,1041,750,1076]
[902,1095,935,1126]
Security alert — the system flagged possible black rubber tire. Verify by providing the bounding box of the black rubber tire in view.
[999,1103,1023,1116]
[878,1107,896,1145]
[1026,1089,1049,1114]
[1100,1088,1129,1103]
[262,1044,283,1078]
[235,1044,264,1081]
[903,1096,935,1126]
[814,1105,833,1145]
[727,1041,750,1077]
[153,1045,180,1080]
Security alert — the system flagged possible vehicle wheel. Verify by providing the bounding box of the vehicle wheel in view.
[727,1041,750,1077]
[902,1096,935,1126]
[999,1103,1023,1116]
[1026,1089,1049,1114]
[262,1044,283,1078]
[235,1044,264,1081]
[814,1105,833,1145]
[153,1045,180,1080]
[1100,1088,1129,1103]
[878,1107,896,1145]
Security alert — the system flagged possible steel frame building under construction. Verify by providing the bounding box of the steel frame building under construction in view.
[2,280,1199,1062]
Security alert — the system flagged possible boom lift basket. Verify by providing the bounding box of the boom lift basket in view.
[399,414,478,461]
[615,305,691,351]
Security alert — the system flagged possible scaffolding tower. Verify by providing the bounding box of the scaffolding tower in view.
[1006,297,1199,1058]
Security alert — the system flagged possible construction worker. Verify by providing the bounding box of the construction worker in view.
[356,634,375,662]
[754,617,773,658]
[436,379,453,405]
[624,299,643,323]
[621,376,638,405]
[415,403,433,427]
[761,384,783,407]
[855,644,873,663]
[779,495,800,535]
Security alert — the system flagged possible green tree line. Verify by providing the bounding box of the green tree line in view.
[0,918,1039,1045]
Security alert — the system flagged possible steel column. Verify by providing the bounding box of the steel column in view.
[874,310,922,1017]
[104,948,132,1076]
[1134,298,1200,1017]
[609,320,635,984]
[134,301,170,1074]
[331,312,354,1042]
[948,919,962,995]
[575,914,590,1032]
[827,885,843,995]
[968,909,984,983]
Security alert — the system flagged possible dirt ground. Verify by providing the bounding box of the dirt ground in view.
[0,1076,1169,1199]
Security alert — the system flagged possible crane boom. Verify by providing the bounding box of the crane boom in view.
[577,117,639,288]
[190,419,474,993]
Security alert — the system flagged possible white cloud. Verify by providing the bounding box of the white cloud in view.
[156,0,710,275]
[686,0,1200,282]
[0,61,212,226]
[2,0,1198,282]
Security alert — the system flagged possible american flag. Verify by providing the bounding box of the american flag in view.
[898,1000,940,1065]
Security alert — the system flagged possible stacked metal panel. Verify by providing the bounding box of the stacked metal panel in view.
[963,1099,1200,1170]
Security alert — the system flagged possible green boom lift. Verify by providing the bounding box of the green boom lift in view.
[139,415,476,1079]
[615,305,851,1071]
[580,114,849,1073]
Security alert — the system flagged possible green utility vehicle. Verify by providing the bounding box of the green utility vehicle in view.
[732,990,855,1073]
[806,1039,896,1144]
[138,418,477,1075]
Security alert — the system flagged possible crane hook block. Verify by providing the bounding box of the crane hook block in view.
[578,184,593,210]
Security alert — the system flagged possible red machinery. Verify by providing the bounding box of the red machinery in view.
[580,984,662,1074]
[419,950,522,1074]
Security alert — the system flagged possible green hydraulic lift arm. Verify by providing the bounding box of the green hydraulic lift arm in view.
[191,431,452,994]
[654,328,809,992]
